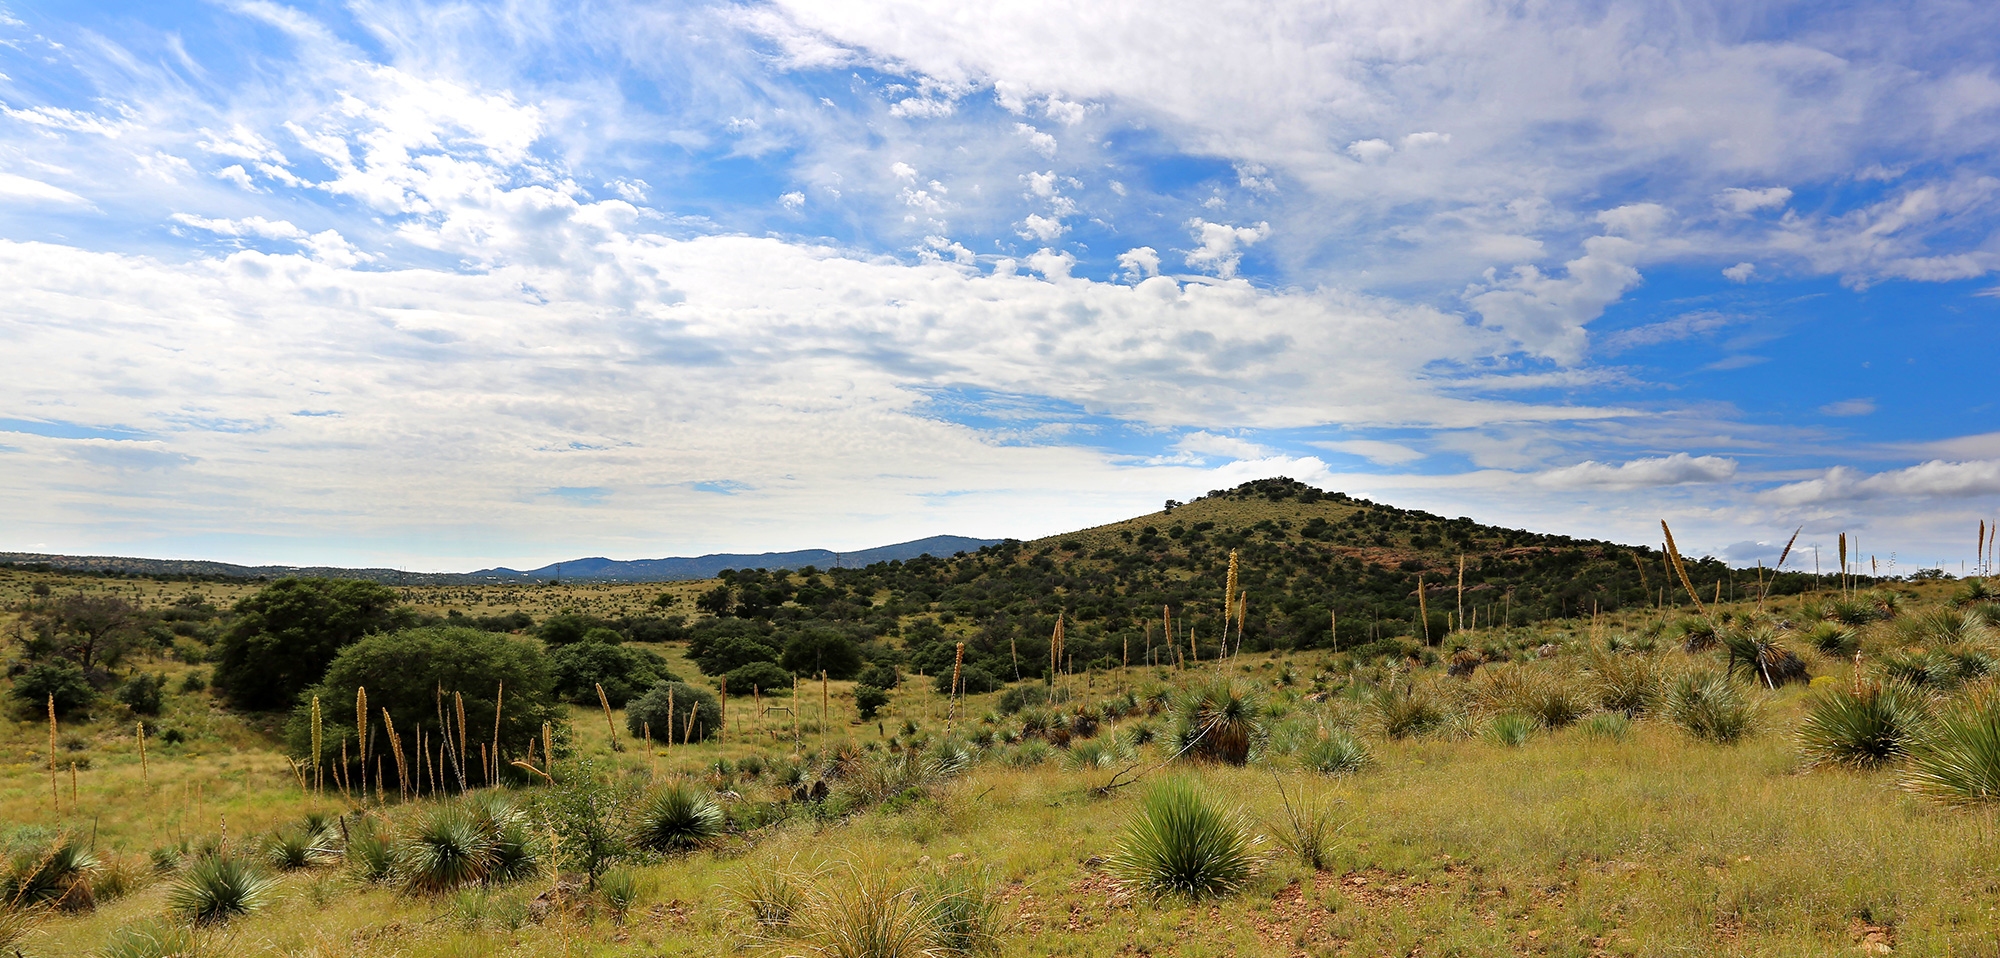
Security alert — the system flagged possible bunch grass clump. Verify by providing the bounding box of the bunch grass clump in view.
[1897,608,1993,647]
[1107,778,1260,901]
[1664,670,1754,744]
[1579,712,1631,741]
[1265,785,1342,872]
[2,837,98,911]
[1799,680,1931,769]
[915,868,1005,955]
[397,805,499,895]
[1371,681,1449,740]
[1488,712,1535,747]
[1295,728,1371,776]
[1585,648,1665,714]
[166,854,274,924]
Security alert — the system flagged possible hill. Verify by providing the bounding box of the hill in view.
[683,478,1829,682]
[467,534,1002,582]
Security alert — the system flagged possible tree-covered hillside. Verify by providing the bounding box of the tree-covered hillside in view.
[679,478,1830,687]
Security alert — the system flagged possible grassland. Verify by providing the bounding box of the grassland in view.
[2,554,1995,957]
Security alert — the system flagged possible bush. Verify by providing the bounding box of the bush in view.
[1295,729,1371,775]
[1108,778,1258,901]
[287,627,561,789]
[724,661,793,697]
[179,671,206,694]
[550,641,675,707]
[1897,608,1993,646]
[166,854,274,924]
[854,684,891,721]
[627,681,723,744]
[117,673,165,716]
[781,629,864,681]
[1906,687,2000,805]
[858,663,900,690]
[12,660,95,717]
[1664,670,1754,744]
[631,781,725,852]
[536,614,614,647]
[933,664,1003,696]
[213,577,410,711]
[1799,681,1931,769]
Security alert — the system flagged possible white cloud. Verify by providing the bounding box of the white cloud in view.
[1345,138,1392,163]
[1041,96,1087,125]
[1595,203,1670,236]
[1014,123,1056,158]
[1309,439,1425,465]
[1117,246,1160,282]
[1168,431,1272,462]
[0,172,87,205]
[1717,187,1792,213]
[1466,231,1645,364]
[1018,213,1066,241]
[1763,460,2000,504]
[1819,398,1877,417]
[1183,218,1269,278]
[1534,453,1739,489]
[779,191,805,212]
[1722,262,1756,282]
[889,97,955,119]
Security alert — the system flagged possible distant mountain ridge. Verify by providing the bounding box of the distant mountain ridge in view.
[0,535,1003,585]
[467,535,1003,582]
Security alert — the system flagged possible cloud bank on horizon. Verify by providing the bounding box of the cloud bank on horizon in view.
[0,0,1996,573]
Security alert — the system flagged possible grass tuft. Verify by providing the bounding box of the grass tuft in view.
[1295,728,1371,776]
[632,780,725,853]
[1664,670,1754,744]
[1906,686,2000,805]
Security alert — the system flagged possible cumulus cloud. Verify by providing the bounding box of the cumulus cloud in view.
[1466,230,1645,364]
[1183,219,1269,278]
[1533,453,1739,489]
[1722,262,1756,282]
[1018,213,1066,241]
[1763,460,2000,504]
[1117,246,1160,282]
[779,191,805,211]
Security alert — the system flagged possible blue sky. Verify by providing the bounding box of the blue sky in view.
[2,0,1998,573]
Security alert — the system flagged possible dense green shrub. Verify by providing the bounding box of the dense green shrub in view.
[536,614,615,647]
[550,641,675,707]
[626,681,723,744]
[12,660,96,717]
[213,577,411,711]
[858,663,900,690]
[286,627,561,788]
[854,684,891,720]
[116,673,165,716]
[780,628,864,680]
[933,664,1003,696]
[723,661,793,696]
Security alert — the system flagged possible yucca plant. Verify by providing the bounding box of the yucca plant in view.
[1107,778,1260,901]
[166,854,274,924]
[632,781,725,853]
[1677,617,1721,653]
[1171,678,1264,765]
[1827,596,1881,626]
[345,818,396,884]
[1906,687,2000,805]
[1295,728,1371,775]
[397,805,498,894]
[1488,713,1535,747]
[730,859,817,932]
[264,824,331,871]
[1664,670,1754,744]
[1951,578,1998,607]
[2,838,99,911]
[1803,621,1860,657]
[1720,627,1809,687]
[1062,739,1125,771]
[599,868,644,921]
[1799,680,1931,769]
[1898,607,1993,646]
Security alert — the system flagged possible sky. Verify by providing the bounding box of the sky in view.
[2,0,1998,574]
